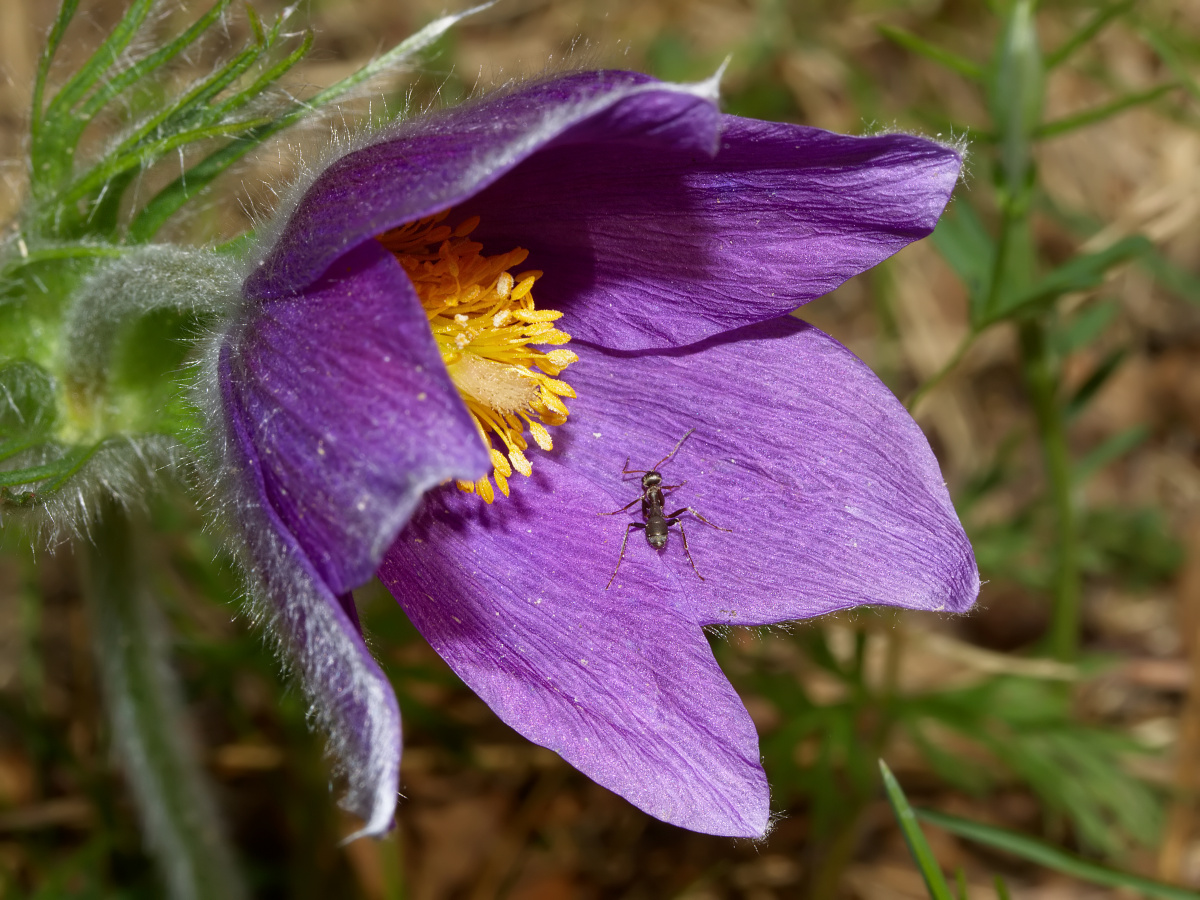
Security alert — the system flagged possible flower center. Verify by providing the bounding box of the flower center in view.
[378,212,577,503]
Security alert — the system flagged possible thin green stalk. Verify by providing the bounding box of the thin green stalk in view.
[905,331,975,413]
[1018,318,1080,661]
[18,554,44,715]
[1044,0,1133,70]
[83,500,246,900]
[1036,83,1178,140]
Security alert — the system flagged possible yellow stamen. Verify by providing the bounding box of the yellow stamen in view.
[378,212,577,503]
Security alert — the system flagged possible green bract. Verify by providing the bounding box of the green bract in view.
[0,0,477,531]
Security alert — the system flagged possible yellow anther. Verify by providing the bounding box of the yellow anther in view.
[456,479,475,494]
[541,389,569,418]
[495,272,514,298]
[542,378,576,398]
[510,275,537,302]
[528,420,553,451]
[454,216,480,237]
[537,329,572,346]
[476,476,495,504]
[509,447,532,477]
[490,449,512,478]
[378,213,577,501]
[514,309,563,323]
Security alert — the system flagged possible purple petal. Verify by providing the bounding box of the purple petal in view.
[224,240,488,595]
[218,349,402,839]
[376,316,974,833]
[378,502,769,837]
[462,117,961,349]
[565,316,979,624]
[248,72,721,300]
[248,68,958,350]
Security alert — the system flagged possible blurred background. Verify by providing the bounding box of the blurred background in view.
[2,0,1200,897]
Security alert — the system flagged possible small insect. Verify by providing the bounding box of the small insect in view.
[601,428,731,589]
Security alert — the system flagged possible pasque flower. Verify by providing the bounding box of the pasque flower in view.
[210,69,978,841]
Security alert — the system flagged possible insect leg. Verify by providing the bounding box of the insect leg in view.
[599,494,643,516]
[666,507,732,532]
[605,522,644,590]
[675,520,705,582]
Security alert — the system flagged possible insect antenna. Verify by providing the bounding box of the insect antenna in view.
[621,428,698,476]
[650,427,696,472]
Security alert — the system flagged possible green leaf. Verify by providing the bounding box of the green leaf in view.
[30,0,81,147]
[76,0,236,124]
[1054,300,1117,355]
[905,721,991,795]
[207,31,315,125]
[879,761,955,900]
[1065,348,1126,421]
[127,4,493,241]
[916,809,1199,900]
[878,25,984,81]
[1080,507,1183,587]
[930,201,995,327]
[1036,83,1178,140]
[59,116,275,209]
[988,235,1151,323]
[0,361,57,442]
[1141,25,1200,105]
[903,678,1163,855]
[36,0,239,193]
[1072,425,1148,485]
[1045,1,1134,70]
[32,0,158,191]
[1140,247,1200,306]
[105,44,269,163]
[0,442,108,511]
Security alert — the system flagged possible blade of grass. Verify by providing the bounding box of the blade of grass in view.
[1065,348,1126,421]
[1045,0,1134,70]
[878,25,985,81]
[988,235,1151,323]
[879,761,955,900]
[127,3,494,241]
[1036,83,1178,139]
[916,809,1200,900]
[1072,424,1148,485]
[1141,25,1200,104]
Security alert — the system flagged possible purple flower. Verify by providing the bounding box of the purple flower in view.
[211,70,977,841]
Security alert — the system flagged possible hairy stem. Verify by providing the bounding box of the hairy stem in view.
[82,500,246,900]
[1018,318,1080,661]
